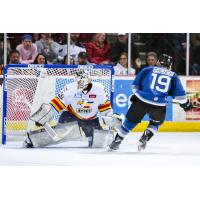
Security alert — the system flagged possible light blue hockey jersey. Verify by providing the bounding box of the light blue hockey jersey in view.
[132,66,187,106]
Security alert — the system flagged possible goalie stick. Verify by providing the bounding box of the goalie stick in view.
[41,123,76,142]
[43,123,61,141]
[26,68,63,142]
[29,103,77,142]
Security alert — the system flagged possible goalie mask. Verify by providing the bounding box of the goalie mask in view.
[159,54,173,70]
[75,70,92,91]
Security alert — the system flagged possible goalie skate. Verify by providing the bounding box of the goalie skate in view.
[23,132,34,148]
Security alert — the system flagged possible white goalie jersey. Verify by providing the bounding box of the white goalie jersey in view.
[50,82,112,120]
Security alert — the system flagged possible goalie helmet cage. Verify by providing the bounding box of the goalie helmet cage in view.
[1,64,114,144]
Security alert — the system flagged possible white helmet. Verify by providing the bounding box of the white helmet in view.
[75,70,92,91]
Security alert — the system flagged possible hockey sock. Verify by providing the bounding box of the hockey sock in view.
[88,136,93,147]
[118,118,138,137]
[147,124,159,135]
[144,129,154,141]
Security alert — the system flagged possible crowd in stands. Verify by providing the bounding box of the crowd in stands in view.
[0,33,199,76]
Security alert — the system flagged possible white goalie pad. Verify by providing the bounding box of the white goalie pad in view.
[24,121,82,148]
[30,103,55,126]
[92,129,114,148]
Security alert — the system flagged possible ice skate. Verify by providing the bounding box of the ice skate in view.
[22,132,34,148]
[138,129,154,151]
[108,134,123,151]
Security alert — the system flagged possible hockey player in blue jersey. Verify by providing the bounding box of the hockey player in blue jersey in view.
[109,54,193,151]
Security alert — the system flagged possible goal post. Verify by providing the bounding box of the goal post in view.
[1,64,114,144]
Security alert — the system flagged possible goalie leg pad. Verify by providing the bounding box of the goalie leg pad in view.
[99,115,122,130]
[23,121,82,148]
[92,129,114,148]
[56,121,83,141]
[25,129,54,148]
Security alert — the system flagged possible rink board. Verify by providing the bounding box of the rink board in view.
[5,121,200,133]
[134,122,200,132]
[1,75,200,134]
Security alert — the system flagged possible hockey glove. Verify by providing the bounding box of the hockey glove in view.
[180,100,193,111]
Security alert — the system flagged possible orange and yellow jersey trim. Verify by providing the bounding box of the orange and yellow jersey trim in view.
[50,97,67,112]
[98,100,112,112]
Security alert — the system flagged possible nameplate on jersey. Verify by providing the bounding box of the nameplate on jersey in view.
[153,67,174,76]
[76,108,92,114]
[89,94,96,98]
[74,93,82,98]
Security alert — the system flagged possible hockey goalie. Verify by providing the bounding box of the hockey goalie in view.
[23,70,121,148]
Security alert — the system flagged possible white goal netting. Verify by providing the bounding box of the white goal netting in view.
[1,64,114,144]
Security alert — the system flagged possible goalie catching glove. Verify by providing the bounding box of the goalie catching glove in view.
[100,113,123,131]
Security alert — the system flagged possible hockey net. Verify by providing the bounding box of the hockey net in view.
[1,64,114,144]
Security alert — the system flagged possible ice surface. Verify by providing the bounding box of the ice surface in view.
[0,132,200,166]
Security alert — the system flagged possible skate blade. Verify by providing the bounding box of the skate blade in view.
[138,142,145,152]
[106,146,118,152]
[138,145,143,152]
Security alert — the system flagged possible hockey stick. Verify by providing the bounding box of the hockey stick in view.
[27,68,61,142]
[43,122,78,142]
[43,123,61,141]
[167,101,200,108]
[30,103,63,142]
[30,103,79,142]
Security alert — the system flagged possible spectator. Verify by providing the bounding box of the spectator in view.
[0,39,12,64]
[58,33,86,64]
[56,34,67,45]
[71,33,86,48]
[35,33,60,64]
[142,34,168,56]
[110,33,140,65]
[191,62,200,75]
[33,53,47,64]
[16,34,38,64]
[63,55,75,65]
[79,33,95,43]
[146,51,158,66]
[0,41,14,74]
[190,34,200,75]
[9,50,20,64]
[77,52,90,65]
[134,58,142,75]
[191,34,200,49]
[114,52,135,75]
[86,33,111,64]
[134,51,158,74]
[167,33,186,74]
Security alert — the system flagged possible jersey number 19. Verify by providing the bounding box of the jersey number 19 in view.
[150,73,171,93]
